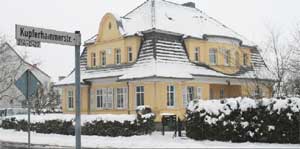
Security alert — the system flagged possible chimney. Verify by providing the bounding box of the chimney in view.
[182,2,196,8]
[58,76,66,81]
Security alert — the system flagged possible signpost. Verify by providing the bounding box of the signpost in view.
[15,70,41,149]
[15,24,81,149]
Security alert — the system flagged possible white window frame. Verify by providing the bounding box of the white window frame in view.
[220,88,225,99]
[91,52,96,67]
[167,85,175,107]
[224,50,230,66]
[105,88,113,109]
[96,89,104,109]
[194,47,200,62]
[115,48,121,64]
[136,86,144,106]
[116,88,126,109]
[128,47,133,62]
[196,87,202,99]
[209,48,217,65]
[101,51,106,66]
[67,90,74,109]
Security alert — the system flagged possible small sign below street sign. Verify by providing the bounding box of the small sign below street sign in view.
[16,38,41,48]
[15,70,41,97]
[15,24,80,46]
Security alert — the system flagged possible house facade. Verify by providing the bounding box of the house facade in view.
[56,0,274,121]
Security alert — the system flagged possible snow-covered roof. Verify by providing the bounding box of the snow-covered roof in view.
[84,0,255,46]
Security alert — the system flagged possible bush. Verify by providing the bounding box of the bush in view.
[186,97,300,144]
[0,110,155,137]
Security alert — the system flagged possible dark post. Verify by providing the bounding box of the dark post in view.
[178,117,182,137]
[26,70,31,149]
[75,31,81,149]
[162,116,165,136]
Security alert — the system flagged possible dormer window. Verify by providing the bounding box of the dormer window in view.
[128,47,133,62]
[91,52,96,67]
[194,47,200,62]
[209,48,217,65]
[115,48,121,64]
[243,53,248,66]
[224,50,230,66]
[108,22,112,30]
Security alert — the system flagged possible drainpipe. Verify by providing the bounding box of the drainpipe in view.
[127,81,130,114]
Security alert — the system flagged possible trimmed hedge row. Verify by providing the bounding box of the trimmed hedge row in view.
[186,98,300,143]
[0,113,155,137]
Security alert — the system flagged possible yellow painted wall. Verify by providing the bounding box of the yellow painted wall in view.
[184,38,252,74]
[86,13,141,68]
[62,86,89,114]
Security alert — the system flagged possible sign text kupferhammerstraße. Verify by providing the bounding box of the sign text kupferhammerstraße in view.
[15,24,78,46]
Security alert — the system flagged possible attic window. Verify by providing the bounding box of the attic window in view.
[108,22,112,30]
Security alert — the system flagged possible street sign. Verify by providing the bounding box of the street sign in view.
[15,70,41,97]
[15,24,80,46]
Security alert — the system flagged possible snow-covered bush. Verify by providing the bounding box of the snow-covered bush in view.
[186,97,300,143]
[0,111,155,137]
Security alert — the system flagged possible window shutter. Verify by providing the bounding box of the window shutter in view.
[197,87,202,99]
[103,88,108,109]
[182,86,187,107]
[107,88,113,109]
[114,88,118,109]
[124,87,128,109]
[90,89,95,111]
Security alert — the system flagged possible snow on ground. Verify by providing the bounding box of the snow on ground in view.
[4,114,137,125]
[0,128,298,148]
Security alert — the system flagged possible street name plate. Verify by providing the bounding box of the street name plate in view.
[15,24,79,46]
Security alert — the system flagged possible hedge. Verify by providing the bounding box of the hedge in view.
[0,107,155,137]
[186,97,300,143]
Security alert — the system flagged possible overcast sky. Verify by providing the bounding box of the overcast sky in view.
[1,0,300,82]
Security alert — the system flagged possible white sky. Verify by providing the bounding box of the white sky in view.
[1,0,300,82]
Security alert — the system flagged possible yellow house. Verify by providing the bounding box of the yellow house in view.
[56,0,275,121]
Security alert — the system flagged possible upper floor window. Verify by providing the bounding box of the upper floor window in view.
[115,48,121,64]
[194,47,200,62]
[67,90,74,109]
[128,47,133,62]
[243,53,248,66]
[209,48,217,65]
[235,52,240,66]
[91,52,96,67]
[101,51,106,66]
[136,86,144,106]
[167,85,175,107]
[224,50,230,66]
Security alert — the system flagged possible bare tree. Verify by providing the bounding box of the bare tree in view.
[0,35,24,104]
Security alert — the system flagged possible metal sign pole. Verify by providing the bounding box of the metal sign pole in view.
[74,31,81,149]
[27,70,31,149]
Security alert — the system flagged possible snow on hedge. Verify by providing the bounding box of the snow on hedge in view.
[188,97,300,115]
[4,114,137,125]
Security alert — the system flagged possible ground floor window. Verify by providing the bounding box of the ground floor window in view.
[167,85,175,107]
[67,90,74,109]
[116,88,127,109]
[136,86,144,106]
[187,86,194,101]
[96,89,104,108]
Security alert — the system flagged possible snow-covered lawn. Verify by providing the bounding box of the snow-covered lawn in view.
[0,128,298,148]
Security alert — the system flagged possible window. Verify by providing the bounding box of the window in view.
[220,88,225,99]
[209,48,217,65]
[194,48,200,62]
[105,88,113,109]
[91,52,96,67]
[243,53,247,66]
[101,51,106,66]
[115,48,121,64]
[116,88,126,109]
[167,85,175,107]
[128,47,133,62]
[235,52,240,66]
[96,89,104,108]
[108,22,112,30]
[68,90,74,109]
[187,86,194,101]
[196,87,202,99]
[224,50,230,66]
[136,86,144,106]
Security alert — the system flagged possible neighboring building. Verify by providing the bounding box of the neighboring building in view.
[56,0,274,121]
[0,42,51,110]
